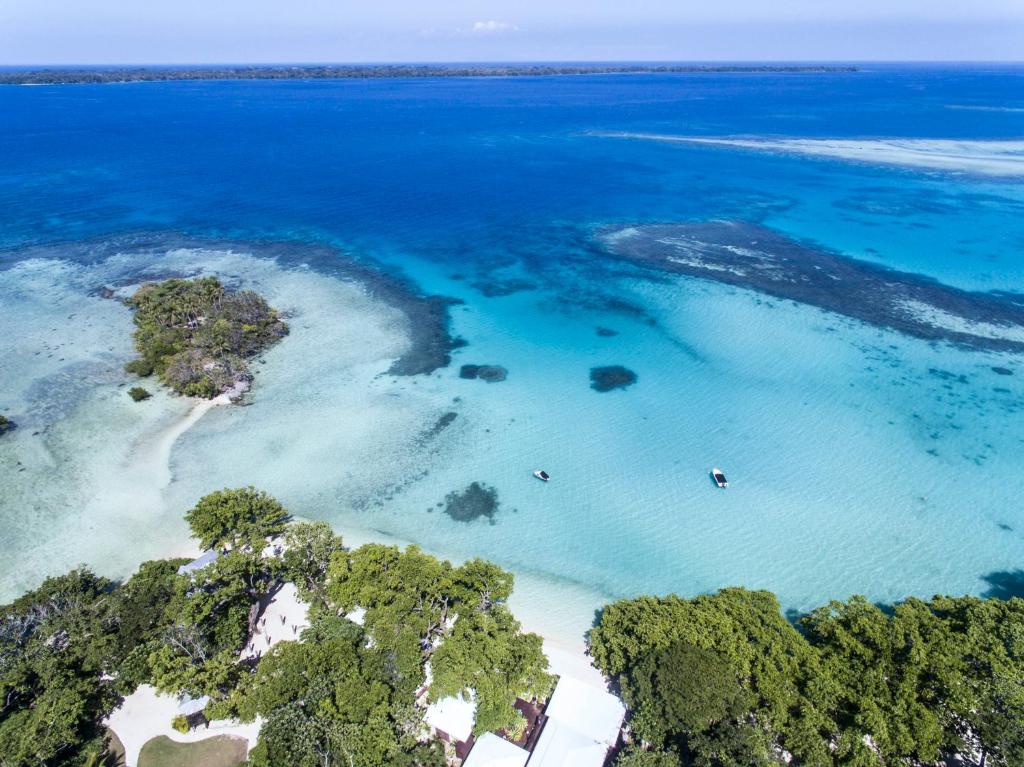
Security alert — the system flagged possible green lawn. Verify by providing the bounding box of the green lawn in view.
[138,735,247,767]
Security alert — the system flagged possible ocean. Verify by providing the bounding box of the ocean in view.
[2,64,1023,641]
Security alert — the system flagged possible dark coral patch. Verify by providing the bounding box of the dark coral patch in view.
[470,278,537,298]
[442,482,499,524]
[596,327,619,337]
[460,364,508,383]
[590,365,637,392]
[992,366,1014,376]
[600,221,1024,353]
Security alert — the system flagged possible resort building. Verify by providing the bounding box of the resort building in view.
[175,549,219,574]
[527,676,625,767]
[455,675,626,767]
[462,733,530,767]
[424,692,477,758]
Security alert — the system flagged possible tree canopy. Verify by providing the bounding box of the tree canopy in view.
[185,487,290,552]
[326,546,552,735]
[591,588,1024,767]
[0,489,551,767]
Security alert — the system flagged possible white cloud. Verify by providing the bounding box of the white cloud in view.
[418,20,521,39]
[468,20,520,36]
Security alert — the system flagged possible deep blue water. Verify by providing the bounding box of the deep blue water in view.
[2,65,1024,626]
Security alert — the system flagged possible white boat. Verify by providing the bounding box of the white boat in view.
[533,470,550,482]
[711,467,728,488]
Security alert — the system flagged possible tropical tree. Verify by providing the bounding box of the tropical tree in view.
[184,487,290,552]
[282,521,345,606]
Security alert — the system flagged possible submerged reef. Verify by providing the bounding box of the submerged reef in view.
[591,365,638,392]
[415,411,459,450]
[442,482,499,524]
[596,327,620,337]
[124,276,288,398]
[470,278,537,298]
[459,364,508,383]
[6,232,461,378]
[600,221,1024,352]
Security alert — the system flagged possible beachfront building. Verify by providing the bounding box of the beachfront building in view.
[176,549,219,574]
[526,676,625,767]
[462,733,530,767]
[454,675,625,767]
[424,692,477,758]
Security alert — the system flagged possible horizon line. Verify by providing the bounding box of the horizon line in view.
[3,59,1024,68]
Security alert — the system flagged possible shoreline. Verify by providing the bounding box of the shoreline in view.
[304,519,612,686]
[122,351,613,689]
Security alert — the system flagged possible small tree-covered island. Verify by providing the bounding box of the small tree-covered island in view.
[124,277,288,399]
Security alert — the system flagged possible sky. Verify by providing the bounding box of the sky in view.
[1,0,1023,64]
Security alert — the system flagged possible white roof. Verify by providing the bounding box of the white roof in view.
[177,550,219,574]
[544,676,625,748]
[463,733,530,767]
[423,693,476,742]
[528,718,609,767]
[177,695,210,716]
[346,606,366,626]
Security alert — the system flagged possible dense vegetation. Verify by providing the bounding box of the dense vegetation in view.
[124,277,287,398]
[0,415,12,434]
[0,488,551,767]
[590,588,1024,767]
[0,65,857,86]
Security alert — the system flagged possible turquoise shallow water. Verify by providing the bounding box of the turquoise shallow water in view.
[1,66,1024,639]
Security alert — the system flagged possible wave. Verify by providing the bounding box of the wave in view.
[946,104,1024,114]
[594,132,1024,178]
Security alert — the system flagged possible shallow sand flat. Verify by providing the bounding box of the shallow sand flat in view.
[0,245,418,600]
[599,132,1024,178]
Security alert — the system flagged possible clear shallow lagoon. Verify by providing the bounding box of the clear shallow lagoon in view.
[2,65,1023,641]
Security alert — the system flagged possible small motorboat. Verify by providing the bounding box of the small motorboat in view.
[533,470,551,482]
[711,467,728,488]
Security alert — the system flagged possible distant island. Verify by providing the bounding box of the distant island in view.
[0,64,857,85]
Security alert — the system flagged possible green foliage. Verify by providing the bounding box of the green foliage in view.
[127,386,151,402]
[0,414,12,433]
[171,714,190,734]
[592,589,1024,767]
[281,522,345,607]
[0,569,124,766]
[185,487,290,552]
[430,609,553,735]
[615,745,682,767]
[327,545,551,725]
[145,551,271,698]
[236,615,443,767]
[123,277,287,398]
[628,643,753,744]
